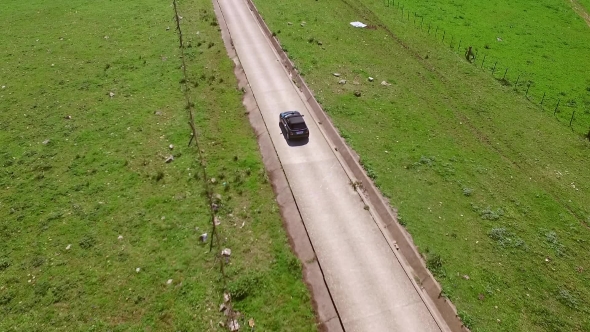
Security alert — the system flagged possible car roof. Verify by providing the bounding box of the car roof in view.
[288,116,305,125]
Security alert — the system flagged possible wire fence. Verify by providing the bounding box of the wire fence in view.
[173,1,238,329]
[383,0,590,139]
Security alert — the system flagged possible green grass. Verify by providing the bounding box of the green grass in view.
[0,0,316,331]
[374,0,590,133]
[253,0,590,330]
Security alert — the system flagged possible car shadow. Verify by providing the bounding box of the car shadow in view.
[279,122,309,146]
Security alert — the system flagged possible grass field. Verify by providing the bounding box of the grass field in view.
[0,0,317,331]
[253,0,590,330]
[370,0,590,134]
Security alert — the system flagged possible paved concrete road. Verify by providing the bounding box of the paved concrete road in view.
[216,0,443,331]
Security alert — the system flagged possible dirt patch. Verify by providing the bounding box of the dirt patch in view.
[570,0,590,27]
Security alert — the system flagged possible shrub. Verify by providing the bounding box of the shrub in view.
[426,252,446,278]
[462,187,474,196]
[228,272,263,301]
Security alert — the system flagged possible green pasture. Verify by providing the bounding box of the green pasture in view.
[253,0,590,330]
[0,0,316,331]
[371,0,590,134]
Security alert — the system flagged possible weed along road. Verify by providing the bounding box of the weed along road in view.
[216,0,447,331]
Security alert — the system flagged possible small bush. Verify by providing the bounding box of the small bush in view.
[228,272,262,301]
[79,236,96,249]
[0,258,10,271]
[488,228,526,249]
[426,252,446,278]
[557,289,579,309]
[419,155,435,166]
[31,256,45,268]
[397,215,407,226]
[458,310,474,329]
[480,207,503,220]
[544,231,565,256]
[153,171,164,182]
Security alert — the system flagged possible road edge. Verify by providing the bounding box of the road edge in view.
[212,1,345,331]
[240,0,470,331]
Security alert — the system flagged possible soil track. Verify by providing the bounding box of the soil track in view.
[570,0,590,27]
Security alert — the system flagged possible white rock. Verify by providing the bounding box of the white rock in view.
[118,235,123,240]
[368,77,374,82]
[167,279,173,285]
[169,144,174,150]
[380,81,391,86]
[228,320,240,332]
[221,248,231,257]
[199,233,208,242]
[66,244,71,250]
[338,79,347,85]
[136,267,141,273]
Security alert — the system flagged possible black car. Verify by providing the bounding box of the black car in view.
[279,111,309,140]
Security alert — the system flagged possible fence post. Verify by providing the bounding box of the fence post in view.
[442,30,446,42]
[502,68,508,80]
[526,83,531,97]
[421,17,424,29]
[570,111,575,127]
[492,61,497,74]
[514,74,520,89]
[540,92,546,105]
[457,40,461,52]
[554,99,560,115]
[481,54,487,68]
[428,23,431,34]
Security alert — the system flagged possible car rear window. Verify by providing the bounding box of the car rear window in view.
[291,122,307,130]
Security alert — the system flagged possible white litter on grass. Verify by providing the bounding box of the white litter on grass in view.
[350,21,367,28]
[136,267,141,273]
